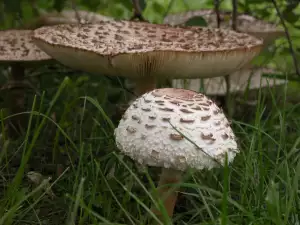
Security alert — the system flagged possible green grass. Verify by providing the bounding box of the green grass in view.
[0,63,299,225]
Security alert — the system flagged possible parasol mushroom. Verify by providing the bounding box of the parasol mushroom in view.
[114,88,238,222]
[32,20,263,96]
[0,29,52,138]
[163,9,285,48]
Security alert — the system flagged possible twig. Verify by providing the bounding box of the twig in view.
[214,0,221,28]
[130,0,145,21]
[231,0,238,30]
[271,0,300,77]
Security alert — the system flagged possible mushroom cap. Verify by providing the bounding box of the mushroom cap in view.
[163,9,285,45]
[33,20,263,79]
[172,67,287,96]
[0,30,52,64]
[114,88,238,171]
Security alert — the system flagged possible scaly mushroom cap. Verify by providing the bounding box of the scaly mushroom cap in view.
[172,67,287,96]
[0,30,52,64]
[164,9,285,45]
[114,88,238,171]
[33,20,263,79]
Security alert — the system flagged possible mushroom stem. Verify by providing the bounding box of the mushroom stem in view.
[134,76,156,95]
[6,64,26,138]
[151,168,182,222]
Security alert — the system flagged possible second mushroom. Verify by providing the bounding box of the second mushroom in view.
[0,29,52,138]
[114,88,239,223]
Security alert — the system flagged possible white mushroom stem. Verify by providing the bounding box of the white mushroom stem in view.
[152,168,182,221]
[6,64,26,138]
[133,76,157,95]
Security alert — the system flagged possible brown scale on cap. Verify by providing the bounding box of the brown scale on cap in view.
[145,124,156,129]
[180,108,194,114]
[142,107,151,112]
[201,133,216,142]
[144,98,152,103]
[0,30,51,63]
[221,133,229,140]
[155,100,165,104]
[213,110,220,115]
[149,115,157,120]
[132,115,141,123]
[191,106,202,111]
[170,100,182,106]
[199,102,210,107]
[180,118,195,123]
[170,133,184,140]
[162,117,171,122]
[159,107,174,112]
[201,115,211,121]
[126,126,137,133]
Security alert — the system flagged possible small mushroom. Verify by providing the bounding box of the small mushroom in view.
[114,88,239,222]
[0,30,52,138]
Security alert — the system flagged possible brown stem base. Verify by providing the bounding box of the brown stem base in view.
[151,168,182,223]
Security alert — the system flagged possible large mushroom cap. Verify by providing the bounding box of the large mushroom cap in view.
[33,20,262,79]
[172,67,287,96]
[163,9,285,45]
[114,88,238,171]
[0,30,52,64]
